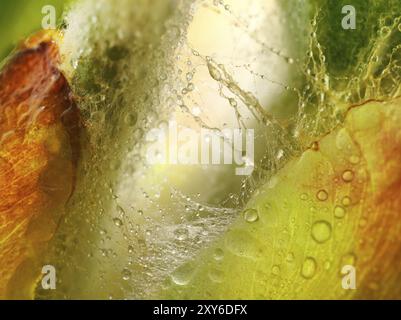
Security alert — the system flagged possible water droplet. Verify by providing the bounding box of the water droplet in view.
[171,263,195,286]
[101,249,108,257]
[316,189,328,201]
[122,268,131,280]
[341,253,357,266]
[342,170,354,182]
[125,113,138,126]
[117,205,125,216]
[110,160,121,171]
[243,208,259,223]
[349,155,360,164]
[380,26,391,38]
[174,228,189,241]
[213,248,225,261]
[192,106,201,116]
[301,257,317,279]
[286,252,295,263]
[359,217,368,228]
[107,45,129,61]
[267,176,278,189]
[208,269,223,283]
[229,98,237,107]
[225,230,261,258]
[276,149,284,159]
[113,217,123,227]
[342,196,351,206]
[366,282,379,293]
[187,83,195,91]
[310,141,319,151]
[311,220,332,243]
[286,57,294,64]
[334,206,346,219]
[207,63,222,81]
[271,265,281,276]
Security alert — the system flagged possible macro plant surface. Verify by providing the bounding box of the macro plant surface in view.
[0,0,400,299]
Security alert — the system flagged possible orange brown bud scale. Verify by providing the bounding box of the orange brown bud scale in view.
[0,31,80,299]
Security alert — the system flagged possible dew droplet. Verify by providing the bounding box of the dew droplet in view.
[113,217,123,227]
[311,220,332,243]
[174,228,189,241]
[208,269,223,283]
[121,268,131,281]
[368,281,380,291]
[243,208,259,223]
[125,113,138,126]
[171,263,195,286]
[191,106,201,116]
[316,189,328,201]
[349,155,360,164]
[186,72,193,81]
[276,149,284,159]
[271,265,281,276]
[342,196,351,207]
[213,248,225,261]
[342,170,354,182]
[229,98,237,107]
[207,63,221,81]
[301,257,317,279]
[116,205,125,216]
[341,252,357,266]
[334,206,346,219]
[311,141,319,151]
[380,26,391,38]
[187,83,195,92]
[286,252,295,263]
[286,57,294,64]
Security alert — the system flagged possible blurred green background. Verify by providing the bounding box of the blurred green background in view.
[0,0,68,61]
